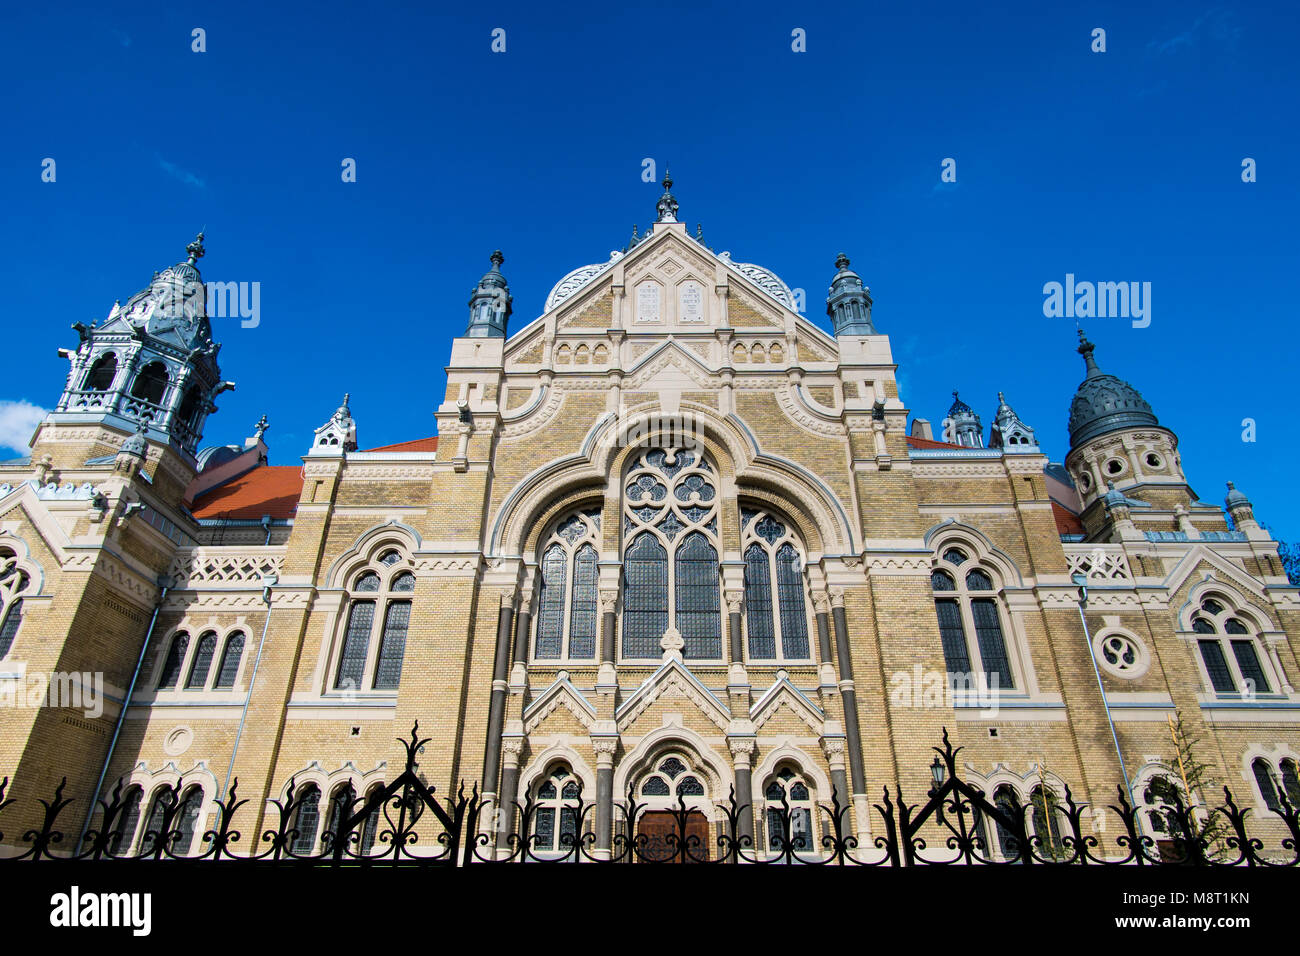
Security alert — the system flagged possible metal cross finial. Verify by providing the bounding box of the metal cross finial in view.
[662,165,672,191]
[489,250,504,269]
[254,414,269,440]
[836,253,851,270]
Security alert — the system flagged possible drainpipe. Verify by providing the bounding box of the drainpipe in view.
[76,573,170,855]
[1072,573,1136,808]
[221,571,277,802]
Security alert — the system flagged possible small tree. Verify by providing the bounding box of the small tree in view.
[1145,712,1230,861]
[1276,541,1300,586]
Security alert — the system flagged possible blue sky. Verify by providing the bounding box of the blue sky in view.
[1,2,1296,539]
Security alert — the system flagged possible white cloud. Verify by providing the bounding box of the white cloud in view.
[0,400,49,455]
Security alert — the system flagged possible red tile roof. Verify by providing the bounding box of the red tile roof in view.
[362,436,439,453]
[905,435,965,450]
[1051,501,1085,535]
[191,466,302,520]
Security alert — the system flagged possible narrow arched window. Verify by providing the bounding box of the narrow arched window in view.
[1253,758,1282,812]
[0,551,32,658]
[83,352,118,391]
[532,766,582,854]
[157,632,190,688]
[359,785,384,856]
[373,573,413,690]
[173,786,203,856]
[991,785,1021,861]
[930,548,1014,689]
[213,632,244,688]
[130,360,169,406]
[531,510,601,661]
[1279,759,1300,809]
[621,448,721,660]
[741,509,812,662]
[1192,599,1274,697]
[325,783,356,853]
[763,766,815,853]
[109,785,144,856]
[177,385,203,430]
[333,551,415,693]
[1030,785,1064,858]
[292,784,322,855]
[185,631,217,689]
[139,788,175,855]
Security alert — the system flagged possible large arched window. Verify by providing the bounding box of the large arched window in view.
[930,546,1014,690]
[741,508,812,662]
[531,765,582,854]
[1191,598,1274,697]
[621,448,721,660]
[334,549,414,692]
[0,549,33,658]
[532,509,601,661]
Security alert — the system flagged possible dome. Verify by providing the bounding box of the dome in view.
[1067,332,1158,448]
[116,233,213,353]
[1224,481,1251,509]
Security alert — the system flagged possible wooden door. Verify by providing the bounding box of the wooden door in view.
[637,810,710,862]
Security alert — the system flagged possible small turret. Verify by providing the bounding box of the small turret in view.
[942,391,983,448]
[465,251,512,338]
[825,253,876,336]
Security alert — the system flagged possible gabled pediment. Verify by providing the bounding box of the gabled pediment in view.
[523,673,597,733]
[750,674,825,732]
[616,658,731,733]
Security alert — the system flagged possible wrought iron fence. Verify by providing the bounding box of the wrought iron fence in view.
[1,723,1296,866]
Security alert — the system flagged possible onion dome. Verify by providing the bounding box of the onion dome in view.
[465,250,512,338]
[1067,330,1159,448]
[1224,481,1251,509]
[825,253,876,336]
[655,168,679,223]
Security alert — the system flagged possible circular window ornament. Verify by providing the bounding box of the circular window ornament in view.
[1078,472,1092,491]
[1145,453,1162,468]
[1094,631,1149,679]
[163,725,194,757]
[1105,458,1125,476]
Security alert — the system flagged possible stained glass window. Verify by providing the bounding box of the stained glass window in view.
[972,600,1013,689]
[214,633,244,688]
[335,601,374,690]
[158,633,189,688]
[185,632,217,689]
[1198,640,1237,693]
[775,544,810,659]
[931,549,1014,690]
[745,544,775,658]
[623,533,668,658]
[1279,759,1300,808]
[1253,759,1282,812]
[569,545,599,659]
[676,533,721,659]
[174,786,203,856]
[373,601,410,690]
[935,600,970,675]
[1231,640,1270,695]
[110,786,143,856]
[292,785,321,855]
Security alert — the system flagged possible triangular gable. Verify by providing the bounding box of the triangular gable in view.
[750,674,825,732]
[615,658,731,732]
[624,339,716,390]
[1162,545,1269,603]
[0,481,77,566]
[523,673,598,733]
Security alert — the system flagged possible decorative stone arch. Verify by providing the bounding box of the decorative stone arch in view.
[278,760,388,806]
[752,740,834,805]
[119,759,219,855]
[0,530,48,596]
[517,741,599,804]
[923,520,1025,589]
[325,520,422,589]
[1240,743,1300,815]
[1176,574,1275,633]
[613,721,734,823]
[491,401,853,559]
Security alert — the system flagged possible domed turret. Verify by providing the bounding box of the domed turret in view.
[465,250,512,338]
[942,391,983,448]
[825,253,876,336]
[1067,330,1158,448]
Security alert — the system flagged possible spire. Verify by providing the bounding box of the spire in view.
[309,392,357,455]
[943,390,983,448]
[990,391,1038,451]
[465,251,512,338]
[825,253,876,336]
[655,167,679,223]
[1076,328,1102,378]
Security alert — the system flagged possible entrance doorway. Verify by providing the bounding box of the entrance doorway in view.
[637,810,710,862]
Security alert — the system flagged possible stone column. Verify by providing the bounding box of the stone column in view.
[726,589,744,663]
[822,735,852,831]
[829,588,870,842]
[591,734,618,860]
[481,593,516,810]
[495,736,524,857]
[728,736,757,857]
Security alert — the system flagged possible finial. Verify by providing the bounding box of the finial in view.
[489,250,504,270]
[695,222,705,241]
[656,167,679,223]
[662,166,672,191]
[952,390,959,400]
[186,232,206,265]
[1076,329,1101,378]
[1227,481,1235,490]
[835,253,851,270]
[997,391,1005,403]
[254,414,270,440]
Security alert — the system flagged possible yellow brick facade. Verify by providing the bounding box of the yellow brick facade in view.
[1,217,1298,862]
